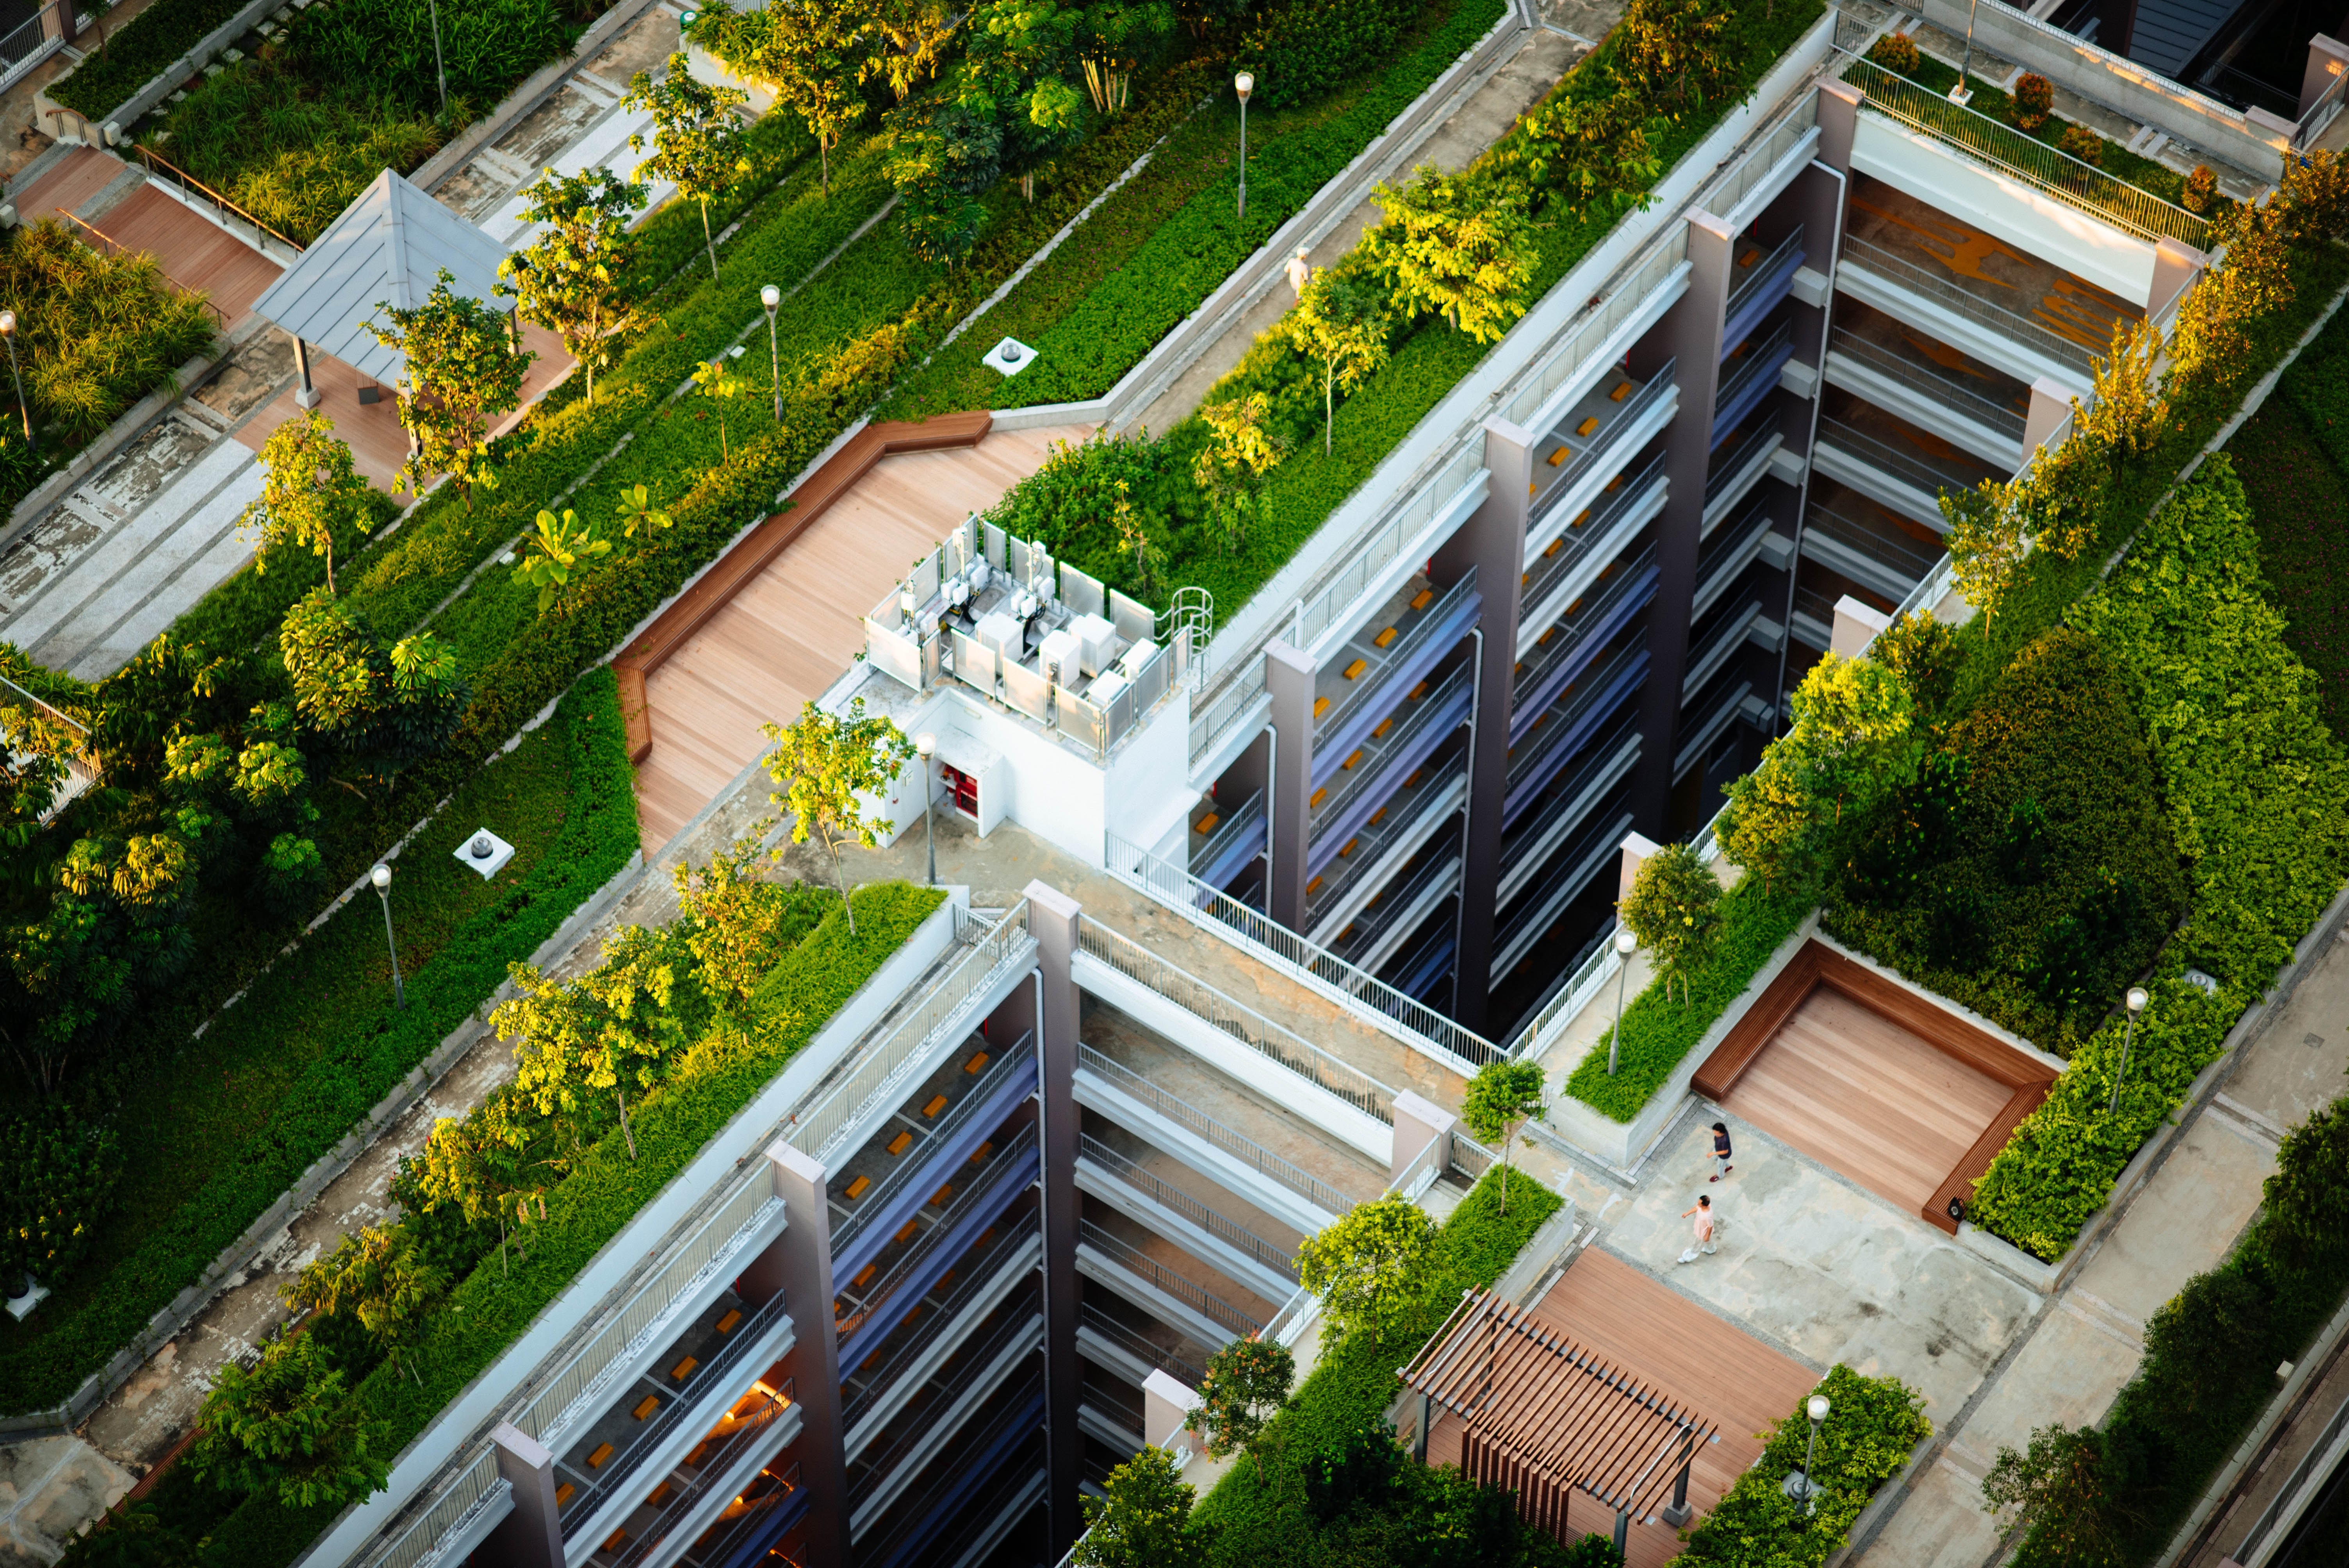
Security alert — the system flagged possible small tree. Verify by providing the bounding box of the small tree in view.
[626,54,752,280]
[1981,1424,2133,1568]
[1459,1059,1545,1212]
[189,1333,388,1510]
[281,1223,446,1384]
[717,0,867,194]
[1193,1337,1294,1482]
[1941,479,2027,628]
[1108,476,1163,589]
[370,268,533,501]
[864,0,960,102]
[674,832,800,1005]
[1076,1445,1205,1566]
[762,697,916,934]
[1716,739,1810,894]
[1618,842,1721,1006]
[1362,167,1540,343]
[0,1102,121,1290]
[1191,393,1284,553]
[280,589,468,775]
[2012,72,2053,130]
[495,940,684,1161]
[1787,651,1920,830]
[499,167,649,404]
[514,507,612,613]
[1294,1195,1436,1342]
[240,410,369,593]
[413,1101,541,1276]
[613,482,675,541]
[1283,266,1392,454]
[694,353,752,461]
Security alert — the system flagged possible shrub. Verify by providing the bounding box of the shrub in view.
[2183,162,2218,212]
[1079,1447,1210,1567]
[1870,30,1920,75]
[1237,0,1415,109]
[0,221,217,454]
[1296,1195,1438,1342]
[48,0,248,119]
[2058,123,2104,165]
[0,1103,121,1292]
[2012,72,2052,129]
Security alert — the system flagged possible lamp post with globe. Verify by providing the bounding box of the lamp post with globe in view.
[1606,927,1637,1075]
[1235,73,1254,218]
[761,284,782,421]
[371,864,406,1010]
[0,310,29,447]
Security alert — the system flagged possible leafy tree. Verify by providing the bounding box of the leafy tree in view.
[495,930,685,1160]
[762,696,916,934]
[279,589,469,775]
[239,410,369,592]
[1873,609,1964,734]
[1716,737,1809,894]
[369,268,532,501]
[674,833,803,1004]
[1303,1417,1403,1524]
[1109,476,1163,590]
[1194,1337,1294,1481]
[1075,1446,1205,1567]
[1941,479,2026,629]
[711,0,867,193]
[1508,89,1661,218]
[257,830,326,920]
[54,1497,198,1568]
[1295,1194,1436,1341]
[1361,168,1539,344]
[1073,0,1171,112]
[1460,1058,1545,1211]
[1980,1424,2133,1568]
[694,353,752,461]
[189,1331,388,1509]
[864,0,960,102]
[413,1097,545,1276]
[1787,651,1919,830]
[887,98,1002,261]
[0,1101,120,1288]
[2260,1097,2349,1274]
[514,507,613,613]
[499,167,649,404]
[1618,841,1720,1005]
[1283,265,1392,454]
[281,1222,446,1384]
[1191,393,1284,552]
[626,54,752,280]
[1615,0,1735,108]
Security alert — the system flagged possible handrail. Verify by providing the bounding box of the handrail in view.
[53,210,230,329]
[1839,56,2209,249]
[366,1451,505,1568]
[1313,567,1478,748]
[1705,422,1780,507]
[1532,362,1676,528]
[608,1397,798,1568]
[1082,1133,1298,1278]
[1311,662,1472,854]
[1514,542,1660,704]
[847,1308,1043,1505]
[1080,1220,1262,1338]
[1307,752,1468,928]
[1806,501,1946,581]
[1713,320,1794,417]
[842,1220,1038,1437]
[1826,325,2028,437]
[1080,1302,1206,1385]
[1333,842,1461,962]
[1077,1043,1357,1216]
[1818,412,1985,499]
[1287,441,1487,655]
[1837,233,2099,375]
[836,1124,1040,1345]
[1725,225,1806,324]
[1508,640,1646,792]
[1192,787,1267,878]
[1527,448,1666,594]
[1104,831,1499,1072]
[132,141,306,257]
[830,1039,1034,1258]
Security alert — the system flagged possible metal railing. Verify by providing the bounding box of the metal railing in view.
[1080,1221,1262,1338]
[860,1368,1045,1566]
[1705,422,1780,508]
[1191,656,1270,768]
[1331,844,1460,964]
[132,142,306,258]
[785,902,1031,1165]
[0,5,63,96]
[1806,501,1945,581]
[1193,788,1267,881]
[842,1219,1037,1438]
[1526,449,1665,599]
[1508,641,1647,793]
[517,1166,779,1446]
[1839,57,2209,249]
[1082,1134,1298,1278]
[368,1452,506,1568]
[609,1400,798,1568]
[1314,568,1478,747]
[848,1307,1043,1506]
[1532,363,1677,530]
[1714,321,1794,419]
[1105,830,1499,1071]
[1311,662,1472,853]
[1818,413,1984,499]
[1837,233,2100,375]
[1287,442,1486,655]
[1726,226,1807,326]
[559,1290,793,1527]
[2295,61,2349,150]
[1077,1044,1356,1216]
[1307,752,1468,929]
[1827,325,2028,437]
[53,212,230,330]
[1076,916,1395,1125]
[1498,232,1692,433]
[1080,1302,1206,1386]
[831,1041,1034,1258]
[837,1124,1039,1345]
[1515,542,1659,701]
[674,1461,805,1568]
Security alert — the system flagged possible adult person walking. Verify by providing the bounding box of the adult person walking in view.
[1710,1121,1734,1182]
[1678,1195,1718,1264]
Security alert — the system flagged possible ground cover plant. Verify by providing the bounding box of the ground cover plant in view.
[47,0,249,120]
[0,670,639,1414]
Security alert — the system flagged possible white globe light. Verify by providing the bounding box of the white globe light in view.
[761,284,781,310]
[1807,1395,1830,1423]
[1614,928,1636,957]
[371,863,392,891]
[1234,72,1253,98]
[2126,986,2149,1014]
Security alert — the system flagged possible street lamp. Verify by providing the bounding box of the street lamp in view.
[2108,985,2151,1115]
[1953,0,1982,104]
[1606,927,1637,1076]
[1801,1394,1830,1517]
[371,864,406,1010]
[1234,73,1253,219]
[916,732,938,886]
[761,284,782,422]
[427,0,449,116]
[0,310,29,448]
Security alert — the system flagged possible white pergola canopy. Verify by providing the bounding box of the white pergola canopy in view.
[250,169,513,388]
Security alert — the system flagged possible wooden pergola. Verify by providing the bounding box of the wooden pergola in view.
[1401,1288,1722,1554]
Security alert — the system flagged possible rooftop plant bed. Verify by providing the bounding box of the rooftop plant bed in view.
[46,0,251,121]
[0,669,639,1415]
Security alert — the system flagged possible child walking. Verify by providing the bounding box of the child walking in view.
[1678,1194,1719,1263]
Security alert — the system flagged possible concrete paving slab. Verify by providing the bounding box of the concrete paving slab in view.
[2068,1110,2273,1327]
[35,460,259,675]
[0,1434,134,1563]
[74,470,267,677]
[2226,928,2349,1133]
[1854,1457,2007,1568]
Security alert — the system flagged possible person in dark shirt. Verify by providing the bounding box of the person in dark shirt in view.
[1710,1121,1733,1182]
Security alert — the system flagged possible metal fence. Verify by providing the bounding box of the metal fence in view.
[1078,1044,1357,1217]
[1530,365,1677,530]
[366,1452,507,1568]
[0,3,62,96]
[1818,413,1982,499]
[1080,1302,1206,1386]
[1497,233,1692,434]
[1827,325,2029,437]
[1287,442,1486,655]
[831,1041,1034,1258]
[1077,914,1396,1125]
[1310,662,1472,852]
[1709,92,1823,225]
[1082,1133,1298,1279]
[1838,233,2099,375]
[784,902,1031,1165]
[1081,1220,1262,1338]
[133,141,307,258]
[609,1393,797,1568]
[1840,57,2209,249]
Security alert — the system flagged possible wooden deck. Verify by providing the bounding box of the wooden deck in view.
[1727,987,2013,1217]
[18,151,285,327]
[1429,1249,1817,1568]
[632,424,1091,847]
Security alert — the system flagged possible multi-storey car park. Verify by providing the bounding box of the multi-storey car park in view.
[296,4,2349,1568]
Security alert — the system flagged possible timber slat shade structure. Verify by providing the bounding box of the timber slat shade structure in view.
[1401,1288,1720,1551]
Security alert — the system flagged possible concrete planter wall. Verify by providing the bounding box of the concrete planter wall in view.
[36,0,284,145]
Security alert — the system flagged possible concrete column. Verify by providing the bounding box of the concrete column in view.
[2149,237,2206,319]
[1625,209,1732,839]
[1816,81,1862,174]
[485,1422,562,1568]
[1141,1368,1200,1449]
[1389,1089,1458,1187]
[2300,34,2349,119]
[291,335,320,410]
[2021,377,2074,466]
[1616,832,1661,905]
[1830,595,1893,657]
[1431,417,1533,1032]
[765,1140,847,1568]
[1023,881,1084,1558]
[1263,641,1315,932]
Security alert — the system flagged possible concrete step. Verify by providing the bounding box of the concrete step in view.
[61,466,266,677]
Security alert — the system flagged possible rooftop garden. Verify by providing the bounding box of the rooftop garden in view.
[1559,151,2349,1267]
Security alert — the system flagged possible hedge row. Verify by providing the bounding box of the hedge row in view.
[879,0,1504,421]
[0,669,640,1412]
[2236,308,2349,737]
[194,880,946,1567]
[1967,460,2349,1260]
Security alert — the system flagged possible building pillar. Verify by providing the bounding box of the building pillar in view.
[2149,237,2206,319]
[1830,595,1892,657]
[1432,417,1532,1033]
[1625,210,1732,839]
[1616,832,1661,906]
[2300,34,2349,119]
[1263,642,1315,932]
[1815,81,1862,175]
[1141,1368,1200,1450]
[1390,1089,1457,1188]
[291,335,321,410]
[485,1422,562,1568]
[765,1140,847,1568]
[1661,1452,1695,1527]
[1024,882,1084,1558]
[2021,377,2075,465]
